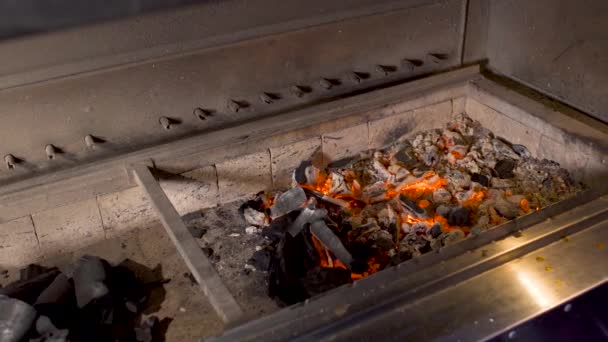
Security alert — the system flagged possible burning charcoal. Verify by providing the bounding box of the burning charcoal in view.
[243,207,267,227]
[442,230,465,246]
[490,177,515,189]
[492,138,520,160]
[441,130,466,148]
[305,188,350,208]
[494,199,519,219]
[288,207,328,237]
[264,210,301,243]
[411,222,430,233]
[398,195,428,219]
[436,205,451,218]
[428,222,443,238]
[393,142,419,169]
[0,295,37,342]
[134,316,159,342]
[35,315,69,341]
[270,186,307,219]
[310,221,353,268]
[420,145,440,167]
[471,173,490,187]
[72,255,109,308]
[432,188,452,204]
[495,159,516,179]
[447,207,470,226]
[372,159,394,182]
[512,144,531,158]
[399,233,430,256]
[446,169,471,190]
[328,172,353,196]
[388,164,411,181]
[369,230,394,251]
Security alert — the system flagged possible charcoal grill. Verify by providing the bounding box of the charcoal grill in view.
[0,1,606,341]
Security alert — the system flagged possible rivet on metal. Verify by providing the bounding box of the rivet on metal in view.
[319,78,334,90]
[259,93,279,104]
[159,116,172,130]
[289,85,310,98]
[227,99,244,113]
[84,135,97,149]
[4,154,16,170]
[348,72,362,84]
[402,59,424,71]
[45,144,57,160]
[428,53,449,63]
[375,65,397,76]
[508,331,517,339]
[193,108,212,120]
[564,303,572,312]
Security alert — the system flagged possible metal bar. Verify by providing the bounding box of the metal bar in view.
[131,164,243,323]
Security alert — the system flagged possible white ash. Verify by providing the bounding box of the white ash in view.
[240,113,582,280]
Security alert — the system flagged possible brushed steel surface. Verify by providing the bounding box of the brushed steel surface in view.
[0,0,463,184]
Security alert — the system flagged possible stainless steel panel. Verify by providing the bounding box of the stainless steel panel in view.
[486,0,608,123]
[0,0,464,184]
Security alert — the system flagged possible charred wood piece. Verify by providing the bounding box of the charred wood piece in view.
[310,221,353,268]
[270,186,307,219]
[288,207,328,237]
[0,295,37,342]
[72,255,109,308]
[398,195,428,219]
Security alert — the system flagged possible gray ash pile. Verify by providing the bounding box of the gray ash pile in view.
[243,113,582,305]
[0,257,170,342]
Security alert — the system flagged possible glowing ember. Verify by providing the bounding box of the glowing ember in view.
[255,113,582,305]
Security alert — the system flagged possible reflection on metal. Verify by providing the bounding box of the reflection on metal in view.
[513,267,556,309]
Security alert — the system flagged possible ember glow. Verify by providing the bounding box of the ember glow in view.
[248,113,581,305]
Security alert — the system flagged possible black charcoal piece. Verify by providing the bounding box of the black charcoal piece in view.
[270,186,307,219]
[293,160,313,184]
[0,295,37,342]
[310,221,353,268]
[512,144,531,158]
[72,255,109,308]
[429,222,443,238]
[35,273,72,305]
[447,207,470,226]
[398,194,428,219]
[288,207,328,237]
[495,159,516,179]
[394,146,419,168]
[471,173,490,187]
[1,268,60,304]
